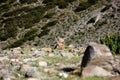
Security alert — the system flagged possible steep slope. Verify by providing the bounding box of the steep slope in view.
[0,0,120,49]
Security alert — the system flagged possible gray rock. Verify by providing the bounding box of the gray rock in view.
[60,51,74,58]
[80,42,113,68]
[58,72,69,78]
[48,53,55,57]
[82,65,113,77]
[27,78,40,80]
[23,58,37,63]
[21,64,40,78]
[39,61,47,67]
[89,42,113,58]
[12,47,22,54]
[35,51,47,56]
[111,76,120,80]
[0,56,9,61]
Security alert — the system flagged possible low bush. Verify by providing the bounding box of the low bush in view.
[100,34,120,55]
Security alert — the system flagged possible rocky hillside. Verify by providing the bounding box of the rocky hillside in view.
[0,0,120,49]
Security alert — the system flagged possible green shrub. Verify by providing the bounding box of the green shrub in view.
[100,34,120,54]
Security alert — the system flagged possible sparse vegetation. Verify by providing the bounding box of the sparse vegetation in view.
[100,34,120,54]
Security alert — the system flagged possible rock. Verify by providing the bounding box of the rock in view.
[113,64,120,74]
[12,47,22,54]
[80,44,119,77]
[41,48,52,52]
[31,47,38,51]
[58,72,68,78]
[27,78,40,80]
[36,51,47,56]
[0,68,14,80]
[111,76,120,80]
[80,42,113,68]
[43,69,49,73]
[39,61,47,67]
[60,51,74,58]
[21,64,31,72]
[33,50,41,54]
[68,44,74,53]
[0,56,9,61]
[11,59,19,62]
[43,68,57,74]
[21,64,40,78]
[57,36,65,43]
[89,42,113,58]
[77,47,86,53]
[23,58,37,63]
[56,43,65,50]
[48,53,55,57]
[82,65,113,77]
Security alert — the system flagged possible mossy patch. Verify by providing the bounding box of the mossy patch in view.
[20,0,38,4]
[41,20,58,30]
[0,24,18,41]
[43,0,75,9]
[44,13,56,18]
[2,6,31,17]
[0,0,16,4]
[6,28,38,48]
[0,5,54,41]
[38,29,50,37]
[0,3,11,12]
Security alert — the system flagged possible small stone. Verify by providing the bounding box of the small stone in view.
[21,65,40,78]
[39,61,47,67]
[22,64,31,71]
[55,63,61,66]
[48,53,55,57]
[43,68,57,74]
[68,44,74,52]
[43,69,49,73]
[77,47,86,53]
[42,48,52,52]
[58,72,68,78]
[31,47,37,51]
[37,51,47,56]
[60,51,74,58]
[4,77,11,80]
[34,50,41,54]
[57,36,65,43]
[10,59,19,63]
[12,47,22,54]
[27,78,40,80]
[57,43,65,50]
[0,56,9,61]
[23,58,37,63]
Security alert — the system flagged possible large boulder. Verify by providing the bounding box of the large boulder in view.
[88,42,113,58]
[81,42,113,68]
[80,42,115,77]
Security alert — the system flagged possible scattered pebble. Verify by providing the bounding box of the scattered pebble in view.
[58,72,68,78]
[60,51,74,58]
[48,53,55,57]
[27,78,40,80]
[39,61,47,67]
[42,48,52,52]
